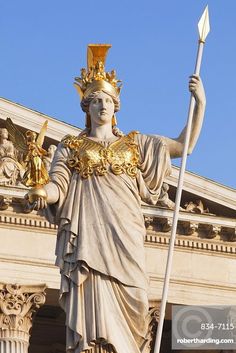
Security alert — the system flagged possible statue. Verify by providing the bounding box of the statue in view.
[156,182,175,209]
[0,127,24,186]
[184,199,209,214]
[26,44,206,353]
[22,128,49,187]
[5,119,50,201]
[43,144,57,172]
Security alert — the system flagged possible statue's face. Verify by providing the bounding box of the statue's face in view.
[89,91,115,127]
[48,145,57,156]
[0,128,8,139]
[26,131,37,143]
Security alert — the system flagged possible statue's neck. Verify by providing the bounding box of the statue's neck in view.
[0,137,6,145]
[89,123,114,140]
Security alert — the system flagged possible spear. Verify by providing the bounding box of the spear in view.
[153,6,210,353]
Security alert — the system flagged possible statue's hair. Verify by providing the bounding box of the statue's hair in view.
[80,90,120,113]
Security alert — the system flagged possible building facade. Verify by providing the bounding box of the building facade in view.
[0,97,235,353]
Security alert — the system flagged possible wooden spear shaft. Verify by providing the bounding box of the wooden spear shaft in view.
[153,6,210,353]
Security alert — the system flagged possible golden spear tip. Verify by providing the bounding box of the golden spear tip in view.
[198,5,210,43]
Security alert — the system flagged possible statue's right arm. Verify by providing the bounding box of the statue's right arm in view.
[26,182,59,212]
[44,182,59,204]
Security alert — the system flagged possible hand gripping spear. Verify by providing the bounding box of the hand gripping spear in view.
[153,6,210,353]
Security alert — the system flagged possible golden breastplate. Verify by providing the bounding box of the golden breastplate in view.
[62,131,140,179]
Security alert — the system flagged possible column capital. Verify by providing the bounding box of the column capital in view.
[0,283,46,352]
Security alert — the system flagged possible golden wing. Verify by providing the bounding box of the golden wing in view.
[5,118,28,153]
[36,120,48,147]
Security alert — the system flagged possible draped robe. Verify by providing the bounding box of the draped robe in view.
[44,133,171,353]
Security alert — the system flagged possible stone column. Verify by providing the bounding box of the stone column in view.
[0,283,46,353]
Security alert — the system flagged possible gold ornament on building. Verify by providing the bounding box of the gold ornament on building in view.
[74,44,122,100]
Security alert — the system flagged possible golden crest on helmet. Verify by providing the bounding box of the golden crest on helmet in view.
[74,44,122,100]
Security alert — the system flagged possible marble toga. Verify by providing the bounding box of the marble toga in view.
[44,133,171,353]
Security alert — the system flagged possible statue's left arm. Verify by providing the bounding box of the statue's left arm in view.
[165,75,206,159]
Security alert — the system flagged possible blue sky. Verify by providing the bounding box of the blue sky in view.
[0,1,236,188]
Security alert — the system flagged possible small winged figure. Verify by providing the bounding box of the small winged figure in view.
[5,118,50,188]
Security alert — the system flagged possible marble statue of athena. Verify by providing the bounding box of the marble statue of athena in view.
[27,44,206,353]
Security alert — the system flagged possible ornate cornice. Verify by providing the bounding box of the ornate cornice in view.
[145,232,236,255]
[0,188,236,256]
[0,205,236,256]
[143,206,236,247]
[0,210,57,231]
